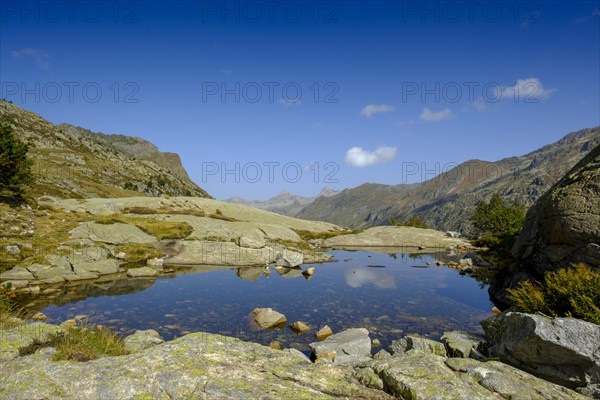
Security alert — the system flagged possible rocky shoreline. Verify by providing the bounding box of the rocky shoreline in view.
[1,311,597,399]
[1,196,475,295]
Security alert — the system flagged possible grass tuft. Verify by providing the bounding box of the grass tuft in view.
[115,243,164,262]
[507,263,600,324]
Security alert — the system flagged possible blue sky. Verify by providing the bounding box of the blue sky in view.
[1,1,599,200]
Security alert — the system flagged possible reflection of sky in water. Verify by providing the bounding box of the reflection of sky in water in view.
[344,267,396,289]
[38,251,493,352]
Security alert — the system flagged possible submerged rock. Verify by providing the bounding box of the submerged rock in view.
[289,321,311,334]
[253,308,287,329]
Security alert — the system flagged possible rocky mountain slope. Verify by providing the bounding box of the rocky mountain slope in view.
[0,100,210,199]
[225,187,338,216]
[297,127,600,233]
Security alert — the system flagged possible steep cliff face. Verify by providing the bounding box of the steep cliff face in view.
[0,100,210,199]
[297,127,600,232]
[512,143,600,273]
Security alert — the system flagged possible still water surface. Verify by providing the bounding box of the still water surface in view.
[37,250,493,352]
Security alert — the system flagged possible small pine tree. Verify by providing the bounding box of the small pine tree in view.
[0,123,33,196]
[470,193,526,254]
[471,194,525,238]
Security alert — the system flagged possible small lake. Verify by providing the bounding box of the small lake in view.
[22,250,493,354]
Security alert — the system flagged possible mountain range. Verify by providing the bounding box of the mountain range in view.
[2,99,598,235]
[296,127,600,232]
[224,187,338,216]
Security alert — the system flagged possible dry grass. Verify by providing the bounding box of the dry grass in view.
[292,228,358,241]
[91,214,193,240]
[124,206,207,217]
[208,209,239,222]
[115,243,164,263]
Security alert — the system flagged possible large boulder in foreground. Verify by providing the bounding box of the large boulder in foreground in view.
[0,324,586,399]
[512,143,600,274]
[481,312,600,389]
[0,330,390,400]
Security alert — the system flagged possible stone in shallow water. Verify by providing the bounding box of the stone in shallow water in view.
[275,249,303,267]
[126,267,158,278]
[253,308,287,329]
[289,321,311,334]
[315,325,333,341]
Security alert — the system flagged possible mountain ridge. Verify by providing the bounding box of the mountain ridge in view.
[296,127,600,232]
[0,100,210,199]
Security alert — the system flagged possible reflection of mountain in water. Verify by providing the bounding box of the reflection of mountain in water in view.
[14,274,158,314]
[344,267,396,289]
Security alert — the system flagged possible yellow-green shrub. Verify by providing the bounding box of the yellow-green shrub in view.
[507,263,600,324]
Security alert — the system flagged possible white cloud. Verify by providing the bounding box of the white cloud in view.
[360,104,394,118]
[499,77,556,101]
[11,48,50,70]
[419,107,452,122]
[345,146,397,168]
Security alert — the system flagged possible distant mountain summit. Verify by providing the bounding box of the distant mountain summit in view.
[296,127,600,232]
[224,187,338,216]
[0,100,210,199]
